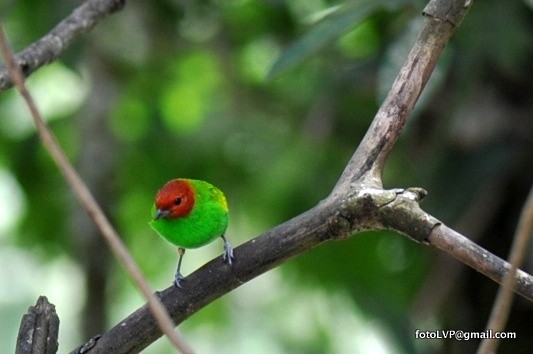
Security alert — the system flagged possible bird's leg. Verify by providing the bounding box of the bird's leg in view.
[174,247,186,288]
[221,234,234,265]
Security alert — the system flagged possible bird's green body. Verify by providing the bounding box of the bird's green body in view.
[149,178,233,287]
[149,179,228,248]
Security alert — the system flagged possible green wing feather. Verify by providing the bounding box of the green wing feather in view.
[149,179,228,249]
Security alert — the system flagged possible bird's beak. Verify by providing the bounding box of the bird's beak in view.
[154,208,170,220]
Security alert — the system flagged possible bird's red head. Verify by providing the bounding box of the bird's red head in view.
[153,179,195,220]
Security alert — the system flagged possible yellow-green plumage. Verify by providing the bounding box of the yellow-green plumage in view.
[149,178,233,287]
[150,179,228,248]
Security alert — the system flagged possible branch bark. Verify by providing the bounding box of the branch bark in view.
[0,0,126,91]
[16,296,59,354]
[428,224,533,301]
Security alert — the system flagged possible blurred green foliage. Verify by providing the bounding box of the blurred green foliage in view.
[0,0,532,353]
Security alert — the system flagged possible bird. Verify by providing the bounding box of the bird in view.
[149,178,234,287]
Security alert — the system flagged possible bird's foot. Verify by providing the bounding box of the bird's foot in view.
[223,239,235,265]
[173,272,185,288]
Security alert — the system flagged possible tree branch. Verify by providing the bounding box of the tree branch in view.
[427,224,533,301]
[333,0,472,192]
[0,0,126,91]
[16,296,59,354]
[70,199,349,353]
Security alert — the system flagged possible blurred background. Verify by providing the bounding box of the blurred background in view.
[0,0,532,353]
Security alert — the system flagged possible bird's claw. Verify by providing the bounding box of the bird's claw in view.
[173,272,185,288]
[223,241,235,265]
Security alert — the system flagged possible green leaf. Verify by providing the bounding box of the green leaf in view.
[267,0,405,79]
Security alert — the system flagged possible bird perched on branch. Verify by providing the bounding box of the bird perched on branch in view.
[149,178,234,287]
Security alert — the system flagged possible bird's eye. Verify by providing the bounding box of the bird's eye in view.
[174,197,182,205]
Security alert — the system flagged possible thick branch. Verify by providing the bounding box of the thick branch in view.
[373,189,532,301]
[377,190,533,301]
[16,296,59,354]
[71,199,350,353]
[72,188,533,353]
[0,0,126,91]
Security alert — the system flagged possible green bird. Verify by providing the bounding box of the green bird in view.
[149,178,234,287]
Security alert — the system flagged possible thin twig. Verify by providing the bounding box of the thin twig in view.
[0,24,193,354]
[477,186,533,354]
